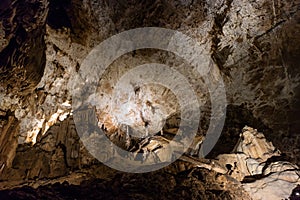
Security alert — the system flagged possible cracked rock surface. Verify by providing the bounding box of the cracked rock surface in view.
[217,126,300,200]
[0,0,300,199]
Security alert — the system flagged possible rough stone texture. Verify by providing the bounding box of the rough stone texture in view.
[217,126,300,200]
[1,0,298,164]
[0,0,48,95]
[0,116,86,183]
[221,0,300,165]
[0,124,298,200]
[0,0,300,199]
[0,114,19,171]
[0,164,252,200]
[0,118,252,199]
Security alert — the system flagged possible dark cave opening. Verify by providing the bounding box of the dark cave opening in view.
[206,104,273,159]
[47,0,72,30]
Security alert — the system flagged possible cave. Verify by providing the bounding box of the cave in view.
[0,0,300,199]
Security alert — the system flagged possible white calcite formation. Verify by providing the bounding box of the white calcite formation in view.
[217,126,300,200]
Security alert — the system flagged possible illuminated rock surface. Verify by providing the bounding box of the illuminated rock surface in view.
[217,126,300,200]
[0,0,300,199]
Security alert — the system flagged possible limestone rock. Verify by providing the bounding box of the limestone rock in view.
[0,116,86,182]
[243,170,300,200]
[0,0,300,199]
[0,0,48,95]
[217,126,300,200]
[235,126,281,162]
[0,115,19,172]
[1,0,299,167]
[0,161,252,200]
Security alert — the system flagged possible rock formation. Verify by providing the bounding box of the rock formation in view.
[0,0,300,199]
[217,126,300,200]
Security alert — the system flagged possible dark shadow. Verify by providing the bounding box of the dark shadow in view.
[47,0,72,29]
[206,104,272,159]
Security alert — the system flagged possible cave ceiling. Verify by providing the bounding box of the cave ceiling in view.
[0,0,300,199]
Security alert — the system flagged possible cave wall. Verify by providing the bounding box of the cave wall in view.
[0,0,300,195]
[0,0,48,95]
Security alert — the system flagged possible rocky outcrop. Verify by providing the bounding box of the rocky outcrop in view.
[1,0,299,166]
[1,124,298,199]
[217,126,300,200]
[0,164,252,200]
[0,118,254,199]
[0,0,300,199]
[0,0,48,95]
[0,116,86,183]
[0,114,19,172]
